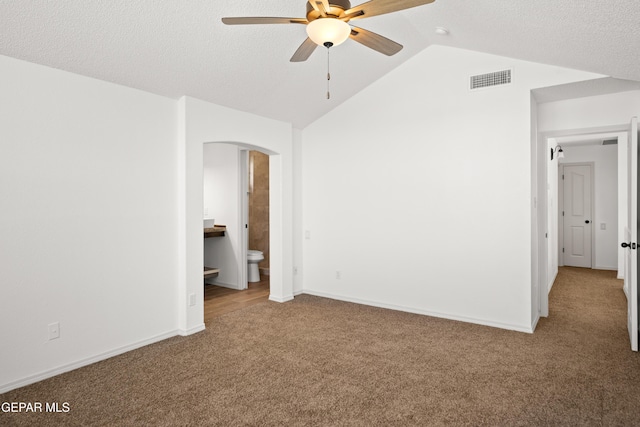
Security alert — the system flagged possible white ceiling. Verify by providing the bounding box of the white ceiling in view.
[1,0,639,129]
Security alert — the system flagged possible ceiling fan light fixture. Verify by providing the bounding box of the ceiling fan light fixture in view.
[306,18,351,47]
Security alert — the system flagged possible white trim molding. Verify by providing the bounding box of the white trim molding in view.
[0,330,180,394]
[178,324,205,337]
[268,294,294,303]
[302,290,534,334]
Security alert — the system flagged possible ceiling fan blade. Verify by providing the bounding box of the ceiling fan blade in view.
[290,38,319,62]
[222,17,308,25]
[344,0,435,20]
[349,26,403,56]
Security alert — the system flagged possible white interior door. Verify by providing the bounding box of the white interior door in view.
[623,117,638,351]
[562,165,592,268]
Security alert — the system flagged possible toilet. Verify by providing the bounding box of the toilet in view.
[247,250,264,282]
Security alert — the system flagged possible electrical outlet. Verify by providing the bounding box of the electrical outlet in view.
[600,223,606,230]
[204,207,209,217]
[293,266,298,275]
[48,322,60,340]
[305,230,311,240]
[189,293,196,307]
[336,271,341,280]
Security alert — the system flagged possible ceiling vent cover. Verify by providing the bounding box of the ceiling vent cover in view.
[470,69,512,90]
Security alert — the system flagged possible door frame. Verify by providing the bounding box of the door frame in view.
[558,162,595,269]
[625,116,638,351]
[239,148,249,290]
[535,125,628,321]
[217,146,270,292]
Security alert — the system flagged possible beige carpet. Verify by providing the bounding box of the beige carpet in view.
[2,267,640,426]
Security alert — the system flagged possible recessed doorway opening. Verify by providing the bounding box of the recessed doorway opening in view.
[202,143,274,321]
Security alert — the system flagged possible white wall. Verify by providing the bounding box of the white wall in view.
[0,55,178,392]
[203,143,242,288]
[559,145,619,270]
[302,45,599,332]
[530,93,543,322]
[0,56,295,393]
[538,91,640,132]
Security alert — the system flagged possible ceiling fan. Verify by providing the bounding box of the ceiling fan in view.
[222,0,436,62]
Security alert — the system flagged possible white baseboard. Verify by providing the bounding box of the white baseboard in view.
[302,290,533,334]
[531,314,540,332]
[268,294,294,303]
[207,280,241,290]
[594,265,618,271]
[178,323,205,336]
[0,330,180,394]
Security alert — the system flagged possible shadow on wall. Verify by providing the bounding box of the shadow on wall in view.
[249,150,270,274]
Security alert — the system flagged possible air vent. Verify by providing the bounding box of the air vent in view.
[602,138,618,145]
[470,69,512,90]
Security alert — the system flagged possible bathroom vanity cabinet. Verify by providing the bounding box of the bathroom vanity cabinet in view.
[204,225,226,278]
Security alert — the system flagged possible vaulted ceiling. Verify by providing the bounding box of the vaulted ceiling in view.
[1,0,639,129]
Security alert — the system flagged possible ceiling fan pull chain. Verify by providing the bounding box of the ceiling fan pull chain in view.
[326,46,331,99]
[324,41,333,100]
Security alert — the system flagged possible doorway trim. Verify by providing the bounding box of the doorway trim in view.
[202,141,283,294]
[535,125,628,323]
[240,148,249,290]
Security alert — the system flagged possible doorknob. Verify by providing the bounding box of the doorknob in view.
[585,220,590,224]
[622,242,637,249]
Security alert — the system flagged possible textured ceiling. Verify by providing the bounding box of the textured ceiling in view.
[1,0,639,129]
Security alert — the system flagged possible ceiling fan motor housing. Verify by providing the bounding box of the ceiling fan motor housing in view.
[306,0,352,21]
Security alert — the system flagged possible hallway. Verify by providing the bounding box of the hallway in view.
[546,267,625,332]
